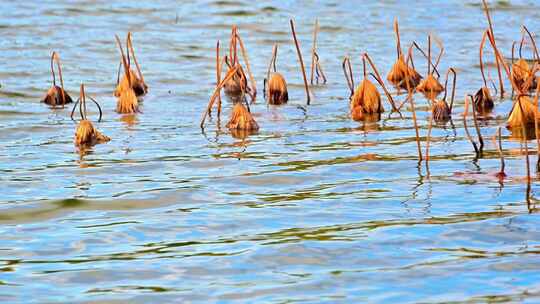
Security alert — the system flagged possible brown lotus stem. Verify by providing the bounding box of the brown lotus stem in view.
[519,34,526,59]
[470,95,484,154]
[290,19,311,105]
[363,53,399,113]
[517,99,531,182]
[534,81,540,171]
[464,96,480,157]
[235,30,257,99]
[442,68,457,113]
[87,96,103,122]
[116,62,122,85]
[314,53,327,84]
[411,41,440,78]
[266,44,278,86]
[362,55,367,78]
[480,30,489,88]
[342,56,354,97]
[71,94,103,123]
[403,62,422,161]
[310,18,319,85]
[230,26,237,66]
[433,36,444,71]
[394,18,402,58]
[496,127,506,177]
[51,52,67,108]
[264,43,279,96]
[406,43,416,70]
[80,84,87,120]
[482,0,505,97]
[216,40,222,117]
[487,30,514,87]
[115,35,132,88]
[522,25,540,62]
[50,52,57,88]
[427,35,431,76]
[126,32,145,85]
[201,66,240,128]
[425,107,434,164]
[409,94,422,161]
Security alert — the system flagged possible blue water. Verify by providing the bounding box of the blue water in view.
[0,0,540,302]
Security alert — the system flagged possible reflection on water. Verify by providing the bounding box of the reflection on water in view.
[1,0,540,303]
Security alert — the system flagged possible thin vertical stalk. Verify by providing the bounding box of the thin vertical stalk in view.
[290,19,311,105]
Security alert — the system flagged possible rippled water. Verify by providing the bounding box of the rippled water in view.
[1,0,540,302]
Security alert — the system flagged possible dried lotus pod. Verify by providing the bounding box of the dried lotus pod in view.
[474,30,494,113]
[41,52,73,108]
[386,20,422,90]
[72,84,109,147]
[264,44,288,105]
[511,59,536,92]
[117,88,139,114]
[507,95,539,128]
[387,55,422,90]
[432,99,451,122]
[474,86,494,114]
[416,35,444,99]
[267,73,288,105]
[75,120,110,147]
[343,54,398,121]
[417,74,444,100]
[223,25,256,101]
[430,68,456,122]
[351,79,382,115]
[226,102,259,131]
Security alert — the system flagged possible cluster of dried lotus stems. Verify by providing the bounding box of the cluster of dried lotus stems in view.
[36,0,540,182]
[40,32,147,149]
[200,19,313,135]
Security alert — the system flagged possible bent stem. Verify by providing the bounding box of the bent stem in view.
[482,0,505,97]
[80,84,87,120]
[264,44,278,97]
[522,25,540,62]
[51,52,67,108]
[266,44,278,88]
[234,30,257,100]
[342,56,355,98]
[479,30,489,88]
[70,87,103,123]
[363,53,399,113]
[201,66,240,128]
[290,19,311,105]
[463,96,480,157]
[442,68,457,113]
[470,95,484,155]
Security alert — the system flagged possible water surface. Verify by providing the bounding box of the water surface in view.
[1,0,540,302]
